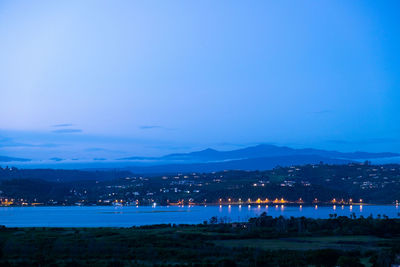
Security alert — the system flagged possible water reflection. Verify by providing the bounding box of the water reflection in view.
[0,205,399,227]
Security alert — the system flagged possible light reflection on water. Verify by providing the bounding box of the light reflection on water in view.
[0,205,399,227]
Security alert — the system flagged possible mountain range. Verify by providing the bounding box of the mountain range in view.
[2,144,399,173]
[121,144,399,162]
[120,144,400,174]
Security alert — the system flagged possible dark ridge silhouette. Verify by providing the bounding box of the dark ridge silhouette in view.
[120,144,399,163]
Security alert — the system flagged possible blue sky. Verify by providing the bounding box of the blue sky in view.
[0,0,399,160]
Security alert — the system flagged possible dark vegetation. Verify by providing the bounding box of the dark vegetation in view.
[0,167,132,182]
[0,214,399,266]
[0,163,400,205]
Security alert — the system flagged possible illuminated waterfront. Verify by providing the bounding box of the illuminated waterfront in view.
[0,204,399,227]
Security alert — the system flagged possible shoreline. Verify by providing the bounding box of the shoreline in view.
[1,203,399,209]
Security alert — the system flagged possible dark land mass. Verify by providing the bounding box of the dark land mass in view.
[3,145,398,173]
[117,144,400,174]
[0,162,399,205]
[0,167,132,182]
[0,214,399,266]
[124,154,352,174]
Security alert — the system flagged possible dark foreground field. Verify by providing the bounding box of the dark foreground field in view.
[0,214,400,266]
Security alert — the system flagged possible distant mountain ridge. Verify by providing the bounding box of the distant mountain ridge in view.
[0,155,30,162]
[124,154,353,174]
[3,144,399,173]
[121,144,399,163]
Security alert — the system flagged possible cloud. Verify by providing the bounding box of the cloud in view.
[49,157,63,162]
[93,158,107,161]
[139,125,163,130]
[139,125,177,131]
[52,123,74,127]
[52,129,83,134]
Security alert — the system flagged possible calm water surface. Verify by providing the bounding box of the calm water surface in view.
[0,205,399,227]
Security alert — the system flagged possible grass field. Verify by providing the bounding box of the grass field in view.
[213,235,392,251]
[0,216,399,266]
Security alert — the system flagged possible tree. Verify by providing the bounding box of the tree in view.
[209,216,218,224]
[337,256,364,267]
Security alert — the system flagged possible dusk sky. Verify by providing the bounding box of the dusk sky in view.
[1,0,400,160]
